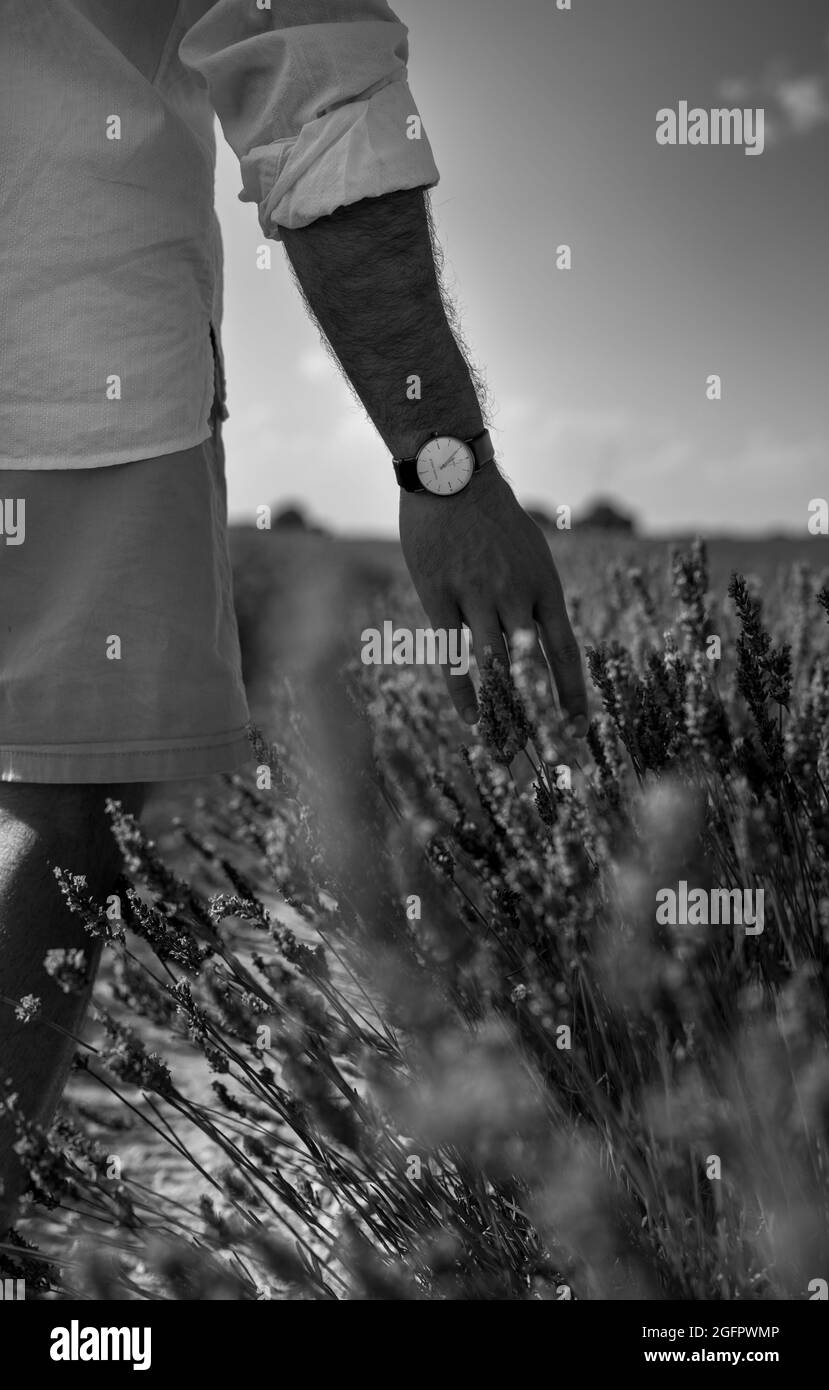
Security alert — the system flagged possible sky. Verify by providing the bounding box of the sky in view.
[214,0,829,537]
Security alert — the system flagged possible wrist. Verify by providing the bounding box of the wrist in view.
[386,415,485,462]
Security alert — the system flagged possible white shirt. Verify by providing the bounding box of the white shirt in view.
[0,0,440,469]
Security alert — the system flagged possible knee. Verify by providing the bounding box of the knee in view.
[0,782,146,886]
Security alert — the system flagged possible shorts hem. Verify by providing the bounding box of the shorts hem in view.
[0,729,253,784]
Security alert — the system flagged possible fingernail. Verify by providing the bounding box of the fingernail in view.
[462,706,479,725]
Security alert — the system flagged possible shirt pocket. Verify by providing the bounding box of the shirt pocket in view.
[208,320,230,428]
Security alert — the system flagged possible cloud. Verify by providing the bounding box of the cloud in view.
[490,399,825,536]
[296,346,333,381]
[774,74,829,135]
[718,42,829,144]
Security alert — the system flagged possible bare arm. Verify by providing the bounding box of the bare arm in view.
[281,188,587,734]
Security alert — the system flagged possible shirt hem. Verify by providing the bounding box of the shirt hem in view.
[0,729,253,784]
[0,429,214,471]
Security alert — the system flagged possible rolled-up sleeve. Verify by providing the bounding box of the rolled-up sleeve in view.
[178,0,440,240]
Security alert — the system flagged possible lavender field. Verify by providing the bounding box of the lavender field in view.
[5,527,829,1301]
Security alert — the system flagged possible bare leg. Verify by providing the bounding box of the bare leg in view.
[0,782,146,1230]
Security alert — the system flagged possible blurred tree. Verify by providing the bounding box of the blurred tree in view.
[579,497,636,533]
[272,503,310,530]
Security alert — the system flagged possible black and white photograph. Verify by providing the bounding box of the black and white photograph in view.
[0,0,827,1362]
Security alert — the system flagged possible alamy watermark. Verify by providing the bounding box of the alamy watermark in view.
[1,498,25,545]
[361,622,471,676]
[657,101,765,156]
[656,881,764,934]
[50,1322,151,1370]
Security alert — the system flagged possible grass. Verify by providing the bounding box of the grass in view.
[2,529,828,1301]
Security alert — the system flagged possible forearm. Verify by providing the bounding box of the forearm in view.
[280,187,486,460]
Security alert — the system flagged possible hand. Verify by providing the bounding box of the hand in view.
[399,463,588,733]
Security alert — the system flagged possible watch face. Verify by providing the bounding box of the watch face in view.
[416,436,475,495]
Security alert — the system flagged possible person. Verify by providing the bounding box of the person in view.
[0,0,587,1229]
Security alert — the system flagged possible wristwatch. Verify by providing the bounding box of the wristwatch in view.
[393,428,495,496]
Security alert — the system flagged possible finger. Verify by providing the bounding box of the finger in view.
[428,607,478,724]
[463,608,510,675]
[456,607,509,724]
[497,606,541,664]
[535,587,588,735]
